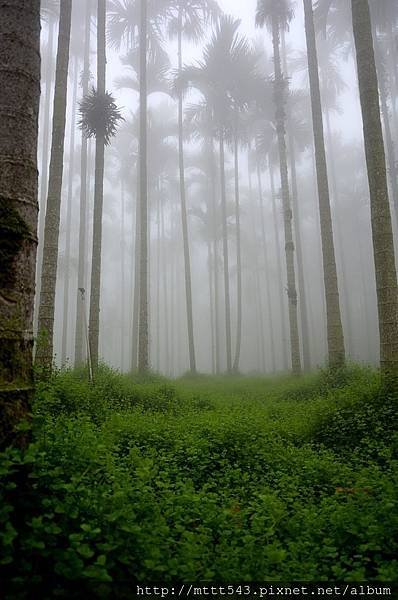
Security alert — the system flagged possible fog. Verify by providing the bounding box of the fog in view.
[35,0,398,375]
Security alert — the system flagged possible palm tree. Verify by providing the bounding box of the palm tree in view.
[36,0,73,370]
[168,0,220,374]
[79,0,123,371]
[351,0,398,377]
[0,0,41,447]
[75,0,93,367]
[256,0,301,375]
[303,0,345,369]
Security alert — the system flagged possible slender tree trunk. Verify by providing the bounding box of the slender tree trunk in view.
[131,178,140,371]
[120,179,126,370]
[156,190,160,371]
[267,153,289,370]
[74,0,92,367]
[219,130,232,372]
[271,18,301,375]
[351,0,398,376]
[160,193,170,375]
[303,0,345,369]
[281,30,311,371]
[61,54,79,366]
[36,0,72,369]
[88,0,106,370]
[0,0,41,447]
[177,15,196,373]
[35,17,55,333]
[233,125,242,372]
[208,136,221,374]
[372,24,398,232]
[255,149,276,372]
[138,0,149,372]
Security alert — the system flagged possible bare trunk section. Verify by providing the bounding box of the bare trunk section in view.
[75,0,92,367]
[0,0,41,447]
[177,16,196,373]
[88,0,106,370]
[351,0,398,377]
[138,0,149,372]
[219,130,232,373]
[303,0,345,369]
[232,126,242,373]
[271,17,301,375]
[61,54,78,366]
[36,0,72,370]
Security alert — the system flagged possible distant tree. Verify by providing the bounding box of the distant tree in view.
[351,0,398,378]
[303,0,345,369]
[79,0,123,370]
[36,0,73,370]
[256,0,302,375]
[0,0,41,447]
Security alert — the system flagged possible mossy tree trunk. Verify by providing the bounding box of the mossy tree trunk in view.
[303,0,345,369]
[351,0,398,376]
[36,0,72,370]
[0,0,41,447]
[88,0,106,371]
[271,16,301,375]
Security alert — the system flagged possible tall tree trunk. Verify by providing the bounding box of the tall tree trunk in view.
[120,179,126,370]
[160,193,170,375]
[36,0,72,370]
[61,54,79,366]
[267,152,289,370]
[208,136,221,374]
[271,18,301,375]
[0,0,41,448]
[371,23,398,232]
[88,0,106,370]
[219,130,232,372]
[255,149,276,372]
[281,30,311,371]
[75,0,92,367]
[232,125,242,372]
[131,178,140,371]
[303,0,345,369]
[35,16,55,333]
[177,13,196,373]
[138,0,149,372]
[351,0,398,377]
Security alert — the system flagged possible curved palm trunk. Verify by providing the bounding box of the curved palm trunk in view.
[219,129,232,372]
[271,17,301,375]
[88,0,106,371]
[36,0,72,369]
[303,0,345,369]
[351,0,398,377]
[0,0,40,447]
[61,54,79,366]
[75,0,92,367]
[233,126,242,372]
[138,0,149,372]
[177,15,196,373]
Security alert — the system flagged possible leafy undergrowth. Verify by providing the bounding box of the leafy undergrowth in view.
[1,365,397,590]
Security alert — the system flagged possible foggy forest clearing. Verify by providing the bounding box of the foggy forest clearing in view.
[1,365,397,585]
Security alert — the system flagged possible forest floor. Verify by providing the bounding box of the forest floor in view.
[1,365,398,591]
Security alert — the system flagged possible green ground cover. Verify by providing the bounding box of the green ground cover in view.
[1,366,397,587]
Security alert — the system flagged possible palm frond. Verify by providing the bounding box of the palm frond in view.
[78,87,124,145]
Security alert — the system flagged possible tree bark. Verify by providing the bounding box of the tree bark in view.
[271,17,301,375]
[75,0,92,367]
[303,0,345,369]
[138,0,149,372]
[88,0,106,370]
[36,0,72,370]
[351,0,398,376]
[0,0,41,447]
